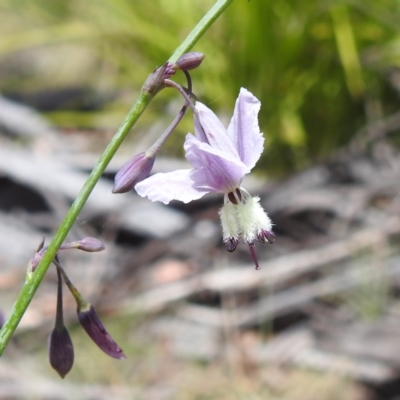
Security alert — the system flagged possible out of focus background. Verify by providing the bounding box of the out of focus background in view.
[2,0,400,398]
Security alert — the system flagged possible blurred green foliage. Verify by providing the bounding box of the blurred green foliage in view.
[1,0,400,176]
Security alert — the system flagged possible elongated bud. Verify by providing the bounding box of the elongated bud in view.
[173,52,205,71]
[78,305,126,359]
[57,261,126,360]
[112,152,155,194]
[142,63,167,95]
[76,237,105,252]
[48,326,74,378]
[60,237,105,252]
[48,263,74,378]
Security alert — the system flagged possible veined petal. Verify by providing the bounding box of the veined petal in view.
[227,88,264,170]
[135,169,208,204]
[185,134,246,193]
[195,102,239,158]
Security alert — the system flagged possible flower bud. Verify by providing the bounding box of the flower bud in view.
[78,305,126,359]
[48,326,74,379]
[60,237,105,252]
[76,237,105,252]
[142,63,167,95]
[112,152,155,194]
[173,52,205,71]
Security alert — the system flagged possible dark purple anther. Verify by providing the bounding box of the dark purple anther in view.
[258,230,275,244]
[227,192,238,205]
[225,237,239,252]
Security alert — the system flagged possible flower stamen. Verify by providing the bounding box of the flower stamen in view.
[226,237,239,252]
[258,229,275,244]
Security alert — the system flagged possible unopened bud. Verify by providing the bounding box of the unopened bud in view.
[59,237,105,252]
[78,305,126,359]
[142,63,167,95]
[48,326,74,379]
[112,152,155,194]
[77,237,105,252]
[173,52,205,71]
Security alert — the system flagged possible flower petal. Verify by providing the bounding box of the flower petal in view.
[185,133,247,193]
[195,102,239,158]
[135,169,208,204]
[227,88,264,170]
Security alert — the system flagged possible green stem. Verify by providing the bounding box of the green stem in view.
[0,0,234,355]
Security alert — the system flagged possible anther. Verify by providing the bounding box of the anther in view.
[228,191,238,205]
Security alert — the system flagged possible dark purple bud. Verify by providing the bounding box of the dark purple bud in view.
[142,63,167,95]
[78,305,126,359]
[173,52,205,71]
[225,237,239,252]
[48,327,74,379]
[258,230,275,244]
[112,152,155,194]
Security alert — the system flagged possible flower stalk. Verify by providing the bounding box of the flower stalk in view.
[0,0,235,355]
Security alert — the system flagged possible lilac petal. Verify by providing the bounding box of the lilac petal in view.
[185,134,247,193]
[227,88,264,170]
[135,169,208,204]
[195,102,239,158]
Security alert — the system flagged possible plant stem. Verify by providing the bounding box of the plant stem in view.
[0,0,234,355]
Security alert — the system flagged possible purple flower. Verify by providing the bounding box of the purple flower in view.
[135,88,274,269]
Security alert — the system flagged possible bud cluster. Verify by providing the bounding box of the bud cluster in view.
[30,237,125,379]
[113,52,204,194]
